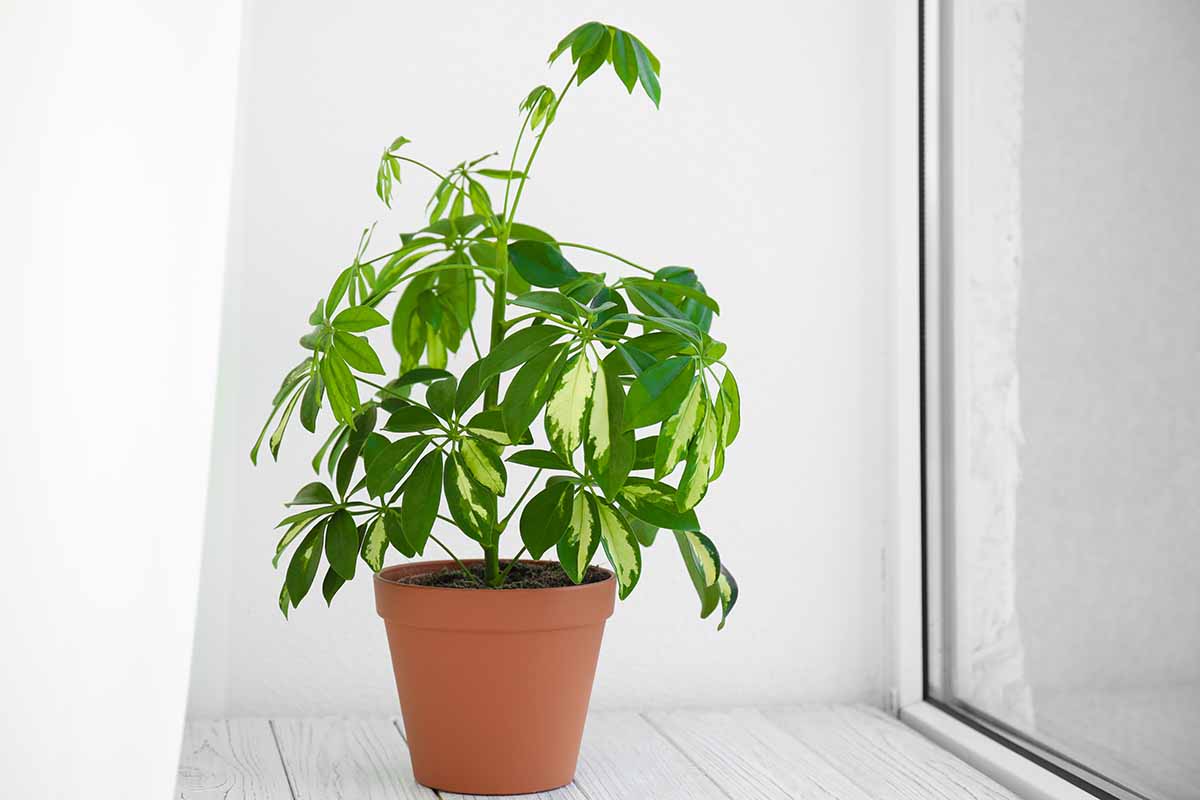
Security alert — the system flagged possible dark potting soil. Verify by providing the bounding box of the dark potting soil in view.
[397,562,609,590]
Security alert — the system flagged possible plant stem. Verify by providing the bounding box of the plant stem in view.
[497,546,529,583]
[555,241,656,275]
[428,533,484,585]
[484,545,502,587]
[498,469,543,530]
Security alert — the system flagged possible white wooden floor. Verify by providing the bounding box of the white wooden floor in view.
[176,706,1021,799]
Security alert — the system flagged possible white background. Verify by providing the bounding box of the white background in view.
[189,0,899,716]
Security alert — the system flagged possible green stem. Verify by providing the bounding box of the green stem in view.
[502,109,534,221]
[498,469,543,530]
[498,546,529,583]
[428,533,484,585]
[555,241,656,275]
[484,545,502,587]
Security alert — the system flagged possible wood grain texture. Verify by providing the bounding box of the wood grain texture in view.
[175,719,292,800]
[766,706,1021,800]
[570,711,729,800]
[272,717,436,800]
[645,708,876,800]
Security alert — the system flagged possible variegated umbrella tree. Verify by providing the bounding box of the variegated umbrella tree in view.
[253,21,740,627]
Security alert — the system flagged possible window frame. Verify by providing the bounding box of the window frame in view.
[890,3,1139,799]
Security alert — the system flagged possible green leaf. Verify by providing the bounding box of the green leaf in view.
[633,435,657,469]
[444,452,497,543]
[502,343,569,441]
[476,168,527,180]
[335,406,376,497]
[576,26,611,83]
[361,432,390,471]
[721,369,741,445]
[598,429,635,500]
[654,378,703,478]
[545,354,594,458]
[426,377,457,420]
[320,353,360,424]
[268,383,304,461]
[321,567,346,606]
[278,583,291,618]
[300,373,323,433]
[674,530,720,618]
[325,509,358,581]
[361,513,390,570]
[677,405,718,511]
[333,331,385,375]
[454,358,496,416]
[548,22,590,64]
[511,291,579,320]
[332,306,388,332]
[393,367,454,388]
[273,515,323,569]
[275,504,337,531]
[623,356,695,430]
[383,406,441,433]
[632,35,662,107]
[313,424,347,474]
[288,482,335,507]
[570,22,606,63]
[508,241,580,288]
[557,490,602,583]
[286,520,326,608]
[366,435,431,498]
[716,565,739,630]
[506,449,572,470]
[467,409,531,446]
[461,438,507,496]
[401,450,442,554]
[611,30,638,92]
[326,267,353,316]
[596,502,641,599]
[483,325,569,377]
[630,516,658,547]
[624,277,719,315]
[618,477,700,531]
[384,508,414,557]
[391,272,435,371]
[520,481,574,559]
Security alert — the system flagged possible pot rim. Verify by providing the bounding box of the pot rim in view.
[374,558,614,593]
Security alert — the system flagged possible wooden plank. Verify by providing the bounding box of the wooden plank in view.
[272,717,436,800]
[175,719,292,800]
[766,705,1020,800]
[571,711,728,800]
[646,708,876,800]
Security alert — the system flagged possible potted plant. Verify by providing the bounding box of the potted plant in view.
[251,20,740,795]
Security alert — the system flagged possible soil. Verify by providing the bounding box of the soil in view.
[397,562,610,590]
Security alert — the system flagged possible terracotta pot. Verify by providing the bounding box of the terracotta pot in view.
[374,559,615,795]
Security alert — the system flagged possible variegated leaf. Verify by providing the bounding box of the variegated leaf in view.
[545,354,594,458]
[674,529,721,619]
[585,360,611,470]
[711,388,728,481]
[557,490,601,583]
[654,378,704,478]
[677,405,718,511]
[461,438,507,495]
[444,451,496,542]
[361,513,388,572]
[596,502,641,599]
[717,565,739,630]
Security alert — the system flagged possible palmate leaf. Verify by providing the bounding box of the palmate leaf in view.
[618,477,700,531]
[324,509,359,581]
[251,359,312,464]
[508,241,580,288]
[611,30,639,92]
[596,502,641,599]
[461,438,507,496]
[557,490,602,584]
[366,435,431,498]
[545,354,594,458]
[286,519,327,608]
[361,513,389,572]
[716,565,739,630]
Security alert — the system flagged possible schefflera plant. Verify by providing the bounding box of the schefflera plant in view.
[253,21,741,628]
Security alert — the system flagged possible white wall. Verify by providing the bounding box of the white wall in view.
[1,1,243,796]
[189,0,894,716]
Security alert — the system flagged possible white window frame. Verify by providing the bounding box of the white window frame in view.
[889,4,1113,799]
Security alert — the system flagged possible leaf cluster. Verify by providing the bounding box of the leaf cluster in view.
[252,22,738,629]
